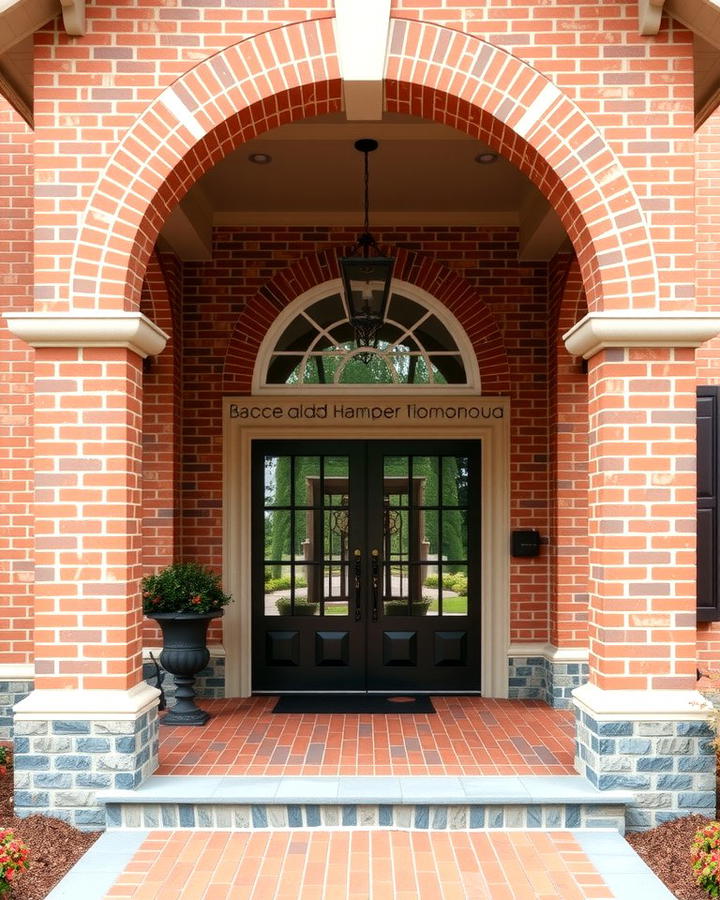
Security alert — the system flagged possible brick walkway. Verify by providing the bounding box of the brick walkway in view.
[157,697,575,777]
[104,829,613,899]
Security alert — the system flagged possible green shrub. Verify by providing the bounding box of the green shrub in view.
[275,597,318,616]
[265,575,307,593]
[423,572,467,592]
[143,563,232,615]
[384,598,432,616]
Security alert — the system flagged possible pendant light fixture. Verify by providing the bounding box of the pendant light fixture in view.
[339,139,395,360]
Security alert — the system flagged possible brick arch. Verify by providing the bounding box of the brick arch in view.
[70,18,657,316]
[222,247,512,395]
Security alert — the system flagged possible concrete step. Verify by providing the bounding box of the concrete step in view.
[98,774,632,832]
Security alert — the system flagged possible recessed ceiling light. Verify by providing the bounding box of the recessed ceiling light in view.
[248,152,272,164]
[475,152,499,164]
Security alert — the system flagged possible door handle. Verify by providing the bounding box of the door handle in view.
[353,549,362,621]
[371,548,380,621]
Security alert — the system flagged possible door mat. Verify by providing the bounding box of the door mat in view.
[272,695,435,714]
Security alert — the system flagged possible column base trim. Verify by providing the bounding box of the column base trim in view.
[13,683,160,720]
[573,682,712,721]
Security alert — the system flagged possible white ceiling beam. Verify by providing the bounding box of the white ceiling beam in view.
[333,0,391,121]
[158,191,213,262]
[639,0,667,35]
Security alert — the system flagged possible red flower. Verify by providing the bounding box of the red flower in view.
[191,596,202,605]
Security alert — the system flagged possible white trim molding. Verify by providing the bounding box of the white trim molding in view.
[4,312,169,359]
[253,278,481,395]
[507,643,589,664]
[563,311,720,359]
[573,682,712,721]
[13,683,161,721]
[0,663,34,680]
[223,395,510,699]
[638,0,666,35]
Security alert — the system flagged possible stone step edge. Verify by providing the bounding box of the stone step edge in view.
[97,774,633,808]
[102,800,627,832]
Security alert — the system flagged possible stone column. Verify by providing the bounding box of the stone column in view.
[564,313,720,828]
[4,312,167,830]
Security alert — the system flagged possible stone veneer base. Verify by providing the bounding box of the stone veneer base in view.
[104,800,627,831]
[12,686,161,831]
[508,655,588,709]
[143,651,225,705]
[0,680,33,740]
[573,688,716,831]
[13,712,159,830]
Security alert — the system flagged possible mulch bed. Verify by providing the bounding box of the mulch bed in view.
[627,814,713,900]
[1,750,100,899]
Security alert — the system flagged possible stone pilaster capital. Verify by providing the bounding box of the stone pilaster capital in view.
[4,312,168,359]
[563,311,720,360]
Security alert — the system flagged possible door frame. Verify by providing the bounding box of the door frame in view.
[223,395,510,697]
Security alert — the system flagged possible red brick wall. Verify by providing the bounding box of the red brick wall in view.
[695,110,720,668]
[549,256,590,650]
[0,98,33,665]
[164,226,553,643]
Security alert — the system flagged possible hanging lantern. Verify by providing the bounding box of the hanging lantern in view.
[339,139,395,358]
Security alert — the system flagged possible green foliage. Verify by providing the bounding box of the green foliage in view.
[692,822,720,897]
[275,597,318,616]
[264,575,307,593]
[142,563,232,615]
[424,572,467,593]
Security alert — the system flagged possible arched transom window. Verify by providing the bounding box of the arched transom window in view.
[258,280,478,392]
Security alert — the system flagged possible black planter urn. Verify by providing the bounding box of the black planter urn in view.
[148,611,222,726]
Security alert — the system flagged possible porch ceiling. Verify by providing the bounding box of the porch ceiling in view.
[156,113,569,263]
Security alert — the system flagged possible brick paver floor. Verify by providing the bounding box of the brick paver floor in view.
[157,697,575,777]
[104,829,613,899]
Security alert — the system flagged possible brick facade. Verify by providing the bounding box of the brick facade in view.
[1,0,717,828]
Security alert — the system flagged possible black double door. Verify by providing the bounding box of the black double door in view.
[252,440,481,693]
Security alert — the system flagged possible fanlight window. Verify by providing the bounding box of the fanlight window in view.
[265,290,469,386]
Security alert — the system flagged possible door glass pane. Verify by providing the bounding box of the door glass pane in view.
[443,456,470,506]
[440,565,468,616]
[384,456,408,479]
[265,510,291,561]
[442,509,468,562]
[412,456,439,506]
[264,456,289,506]
[295,456,321,506]
[321,563,349,617]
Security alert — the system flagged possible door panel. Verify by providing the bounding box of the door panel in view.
[252,440,482,692]
[365,444,481,692]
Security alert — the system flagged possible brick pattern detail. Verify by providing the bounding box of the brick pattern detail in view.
[33,349,145,691]
[549,258,590,650]
[140,252,183,650]
[177,227,550,643]
[0,681,33,741]
[575,710,714,830]
[29,11,676,318]
[13,711,159,831]
[587,348,697,691]
[0,97,33,665]
[695,110,720,667]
